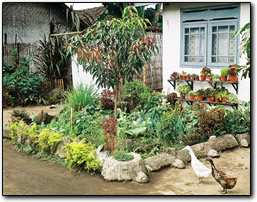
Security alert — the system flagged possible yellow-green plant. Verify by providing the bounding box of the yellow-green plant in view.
[37,129,63,154]
[63,139,100,172]
[9,122,38,145]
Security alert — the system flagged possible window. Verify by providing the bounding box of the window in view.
[181,4,240,68]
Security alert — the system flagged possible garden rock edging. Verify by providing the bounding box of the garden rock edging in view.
[144,153,176,171]
[101,152,148,183]
[236,133,250,147]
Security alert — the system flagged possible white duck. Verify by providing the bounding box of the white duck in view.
[184,146,211,183]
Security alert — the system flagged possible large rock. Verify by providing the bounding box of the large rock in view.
[55,136,72,158]
[101,153,148,183]
[95,145,109,166]
[3,128,11,139]
[176,149,191,163]
[35,110,56,124]
[236,133,250,147]
[208,149,220,158]
[144,153,176,171]
[213,134,238,151]
[172,159,185,169]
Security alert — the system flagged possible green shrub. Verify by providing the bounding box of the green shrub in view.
[63,139,101,172]
[9,122,39,145]
[11,109,32,125]
[113,150,134,161]
[36,129,63,154]
[224,102,250,135]
[65,83,98,111]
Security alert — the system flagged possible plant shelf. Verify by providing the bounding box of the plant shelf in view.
[174,98,238,109]
[168,79,238,94]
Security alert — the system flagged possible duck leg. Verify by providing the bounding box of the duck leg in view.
[220,188,227,194]
[197,177,202,184]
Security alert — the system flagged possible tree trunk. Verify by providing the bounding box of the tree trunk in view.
[114,77,121,118]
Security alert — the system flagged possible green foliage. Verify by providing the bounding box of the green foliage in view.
[9,122,39,145]
[36,129,63,154]
[65,84,98,111]
[200,67,211,76]
[224,101,250,135]
[233,22,250,79]
[176,85,191,95]
[113,150,134,161]
[157,110,184,146]
[3,67,44,106]
[63,139,101,172]
[221,67,230,77]
[66,6,158,115]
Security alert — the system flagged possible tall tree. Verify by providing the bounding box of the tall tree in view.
[66,6,158,116]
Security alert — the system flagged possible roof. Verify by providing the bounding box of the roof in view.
[74,6,107,28]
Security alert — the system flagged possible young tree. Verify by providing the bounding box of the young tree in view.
[66,6,158,116]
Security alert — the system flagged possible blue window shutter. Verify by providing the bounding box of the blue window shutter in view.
[180,4,240,68]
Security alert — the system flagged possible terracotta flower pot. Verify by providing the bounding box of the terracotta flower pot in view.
[198,95,204,101]
[189,95,195,100]
[208,97,214,102]
[180,94,185,99]
[215,97,220,102]
[200,75,206,81]
[206,75,212,81]
[221,76,227,82]
[229,75,238,82]
[181,76,186,80]
[186,76,191,80]
[194,76,199,80]
[222,98,227,103]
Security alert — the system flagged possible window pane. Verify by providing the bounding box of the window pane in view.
[212,26,217,32]
[212,57,217,63]
[229,33,234,56]
[185,28,189,33]
[218,33,229,56]
[200,27,205,33]
[185,35,189,55]
[230,25,235,32]
[218,26,229,32]
[190,27,199,34]
[217,56,227,63]
[184,56,189,62]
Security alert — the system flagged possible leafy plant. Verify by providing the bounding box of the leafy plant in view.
[170,72,179,81]
[100,89,116,110]
[221,67,230,77]
[180,71,187,76]
[188,91,197,96]
[36,129,63,154]
[200,67,211,76]
[66,6,158,116]
[228,64,240,76]
[101,114,118,152]
[233,22,250,79]
[11,109,32,125]
[196,89,205,96]
[63,139,100,172]
[176,85,191,96]
[212,74,221,80]
[65,84,98,112]
[113,150,134,161]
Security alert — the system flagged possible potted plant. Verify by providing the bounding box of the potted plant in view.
[206,73,213,81]
[191,73,199,80]
[226,93,239,104]
[219,90,229,103]
[228,64,240,82]
[205,88,216,102]
[188,91,197,100]
[220,67,229,82]
[177,85,191,99]
[196,89,205,101]
[186,73,191,80]
[170,72,179,81]
[200,67,211,80]
[180,71,187,80]
[212,74,221,81]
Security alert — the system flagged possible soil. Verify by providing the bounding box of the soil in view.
[2,106,251,195]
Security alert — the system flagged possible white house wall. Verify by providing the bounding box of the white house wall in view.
[163,2,250,102]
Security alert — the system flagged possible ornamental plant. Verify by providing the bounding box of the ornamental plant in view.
[221,67,230,77]
[196,89,205,96]
[100,89,116,110]
[188,91,197,95]
[170,71,179,81]
[228,64,240,76]
[176,85,191,96]
[66,6,158,116]
[101,114,118,152]
[200,67,211,76]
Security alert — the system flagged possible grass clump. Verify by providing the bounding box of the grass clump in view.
[113,150,134,161]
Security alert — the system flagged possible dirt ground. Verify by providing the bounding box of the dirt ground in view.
[2,106,251,195]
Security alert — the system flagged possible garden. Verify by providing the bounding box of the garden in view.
[3,7,250,184]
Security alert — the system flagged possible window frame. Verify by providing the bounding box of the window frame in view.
[180,4,240,69]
